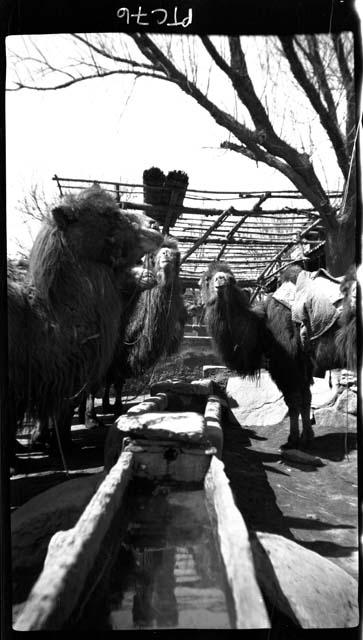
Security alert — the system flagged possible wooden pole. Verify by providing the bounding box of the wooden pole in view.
[249,217,323,302]
[180,207,235,264]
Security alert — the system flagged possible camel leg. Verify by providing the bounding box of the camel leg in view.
[85,394,101,429]
[113,380,124,417]
[77,392,87,424]
[300,386,315,448]
[280,407,300,449]
[280,390,300,449]
[102,383,112,413]
[49,402,74,454]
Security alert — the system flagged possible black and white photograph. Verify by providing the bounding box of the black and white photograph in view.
[1,0,360,634]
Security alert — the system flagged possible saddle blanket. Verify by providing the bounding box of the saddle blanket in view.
[273,269,344,340]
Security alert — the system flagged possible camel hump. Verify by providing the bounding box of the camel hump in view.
[292,271,342,339]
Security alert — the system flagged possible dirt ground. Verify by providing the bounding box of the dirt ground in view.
[222,410,358,581]
[10,353,359,586]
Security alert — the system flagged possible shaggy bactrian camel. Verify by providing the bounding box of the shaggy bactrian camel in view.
[7,185,163,468]
[200,261,357,449]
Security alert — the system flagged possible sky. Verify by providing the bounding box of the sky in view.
[5,33,345,256]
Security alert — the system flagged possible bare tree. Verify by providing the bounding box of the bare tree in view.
[18,184,51,223]
[7,32,358,274]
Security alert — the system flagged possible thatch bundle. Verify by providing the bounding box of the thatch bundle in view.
[143,167,189,228]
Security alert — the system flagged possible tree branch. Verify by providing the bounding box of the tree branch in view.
[70,33,156,71]
[280,35,349,179]
[306,35,338,124]
[7,69,167,91]
[331,33,355,150]
[129,33,267,149]
[221,140,336,228]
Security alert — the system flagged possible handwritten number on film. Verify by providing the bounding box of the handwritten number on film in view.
[116,6,193,27]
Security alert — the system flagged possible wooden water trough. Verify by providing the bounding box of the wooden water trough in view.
[13,380,270,631]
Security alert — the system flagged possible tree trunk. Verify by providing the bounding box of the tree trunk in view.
[323,213,356,276]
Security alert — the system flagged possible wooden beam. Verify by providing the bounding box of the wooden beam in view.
[217,192,272,260]
[117,199,319,220]
[249,217,324,301]
[180,207,234,264]
[52,176,342,201]
[14,452,134,630]
[204,458,270,628]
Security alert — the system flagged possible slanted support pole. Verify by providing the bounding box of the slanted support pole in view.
[250,217,323,302]
[180,207,235,264]
[217,192,271,260]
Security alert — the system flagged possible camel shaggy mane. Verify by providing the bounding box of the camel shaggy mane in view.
[99,236,186,417]
[8,185,163,462]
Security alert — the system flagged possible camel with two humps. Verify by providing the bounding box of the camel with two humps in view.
[200,261,357,450]
[7,185,163,470]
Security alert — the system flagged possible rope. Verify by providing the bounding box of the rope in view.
[340,120,361,220]
[53,414,70,478]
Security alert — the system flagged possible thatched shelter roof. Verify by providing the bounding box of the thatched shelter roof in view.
[53,175,342,296]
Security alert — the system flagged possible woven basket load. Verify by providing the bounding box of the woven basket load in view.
[143,167,166,207]
[143,167,189,227]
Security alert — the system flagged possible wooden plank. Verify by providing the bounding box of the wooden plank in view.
[204,457,270,629]
[14,451,134,631]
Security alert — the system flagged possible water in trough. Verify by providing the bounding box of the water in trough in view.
[77,482,234,630]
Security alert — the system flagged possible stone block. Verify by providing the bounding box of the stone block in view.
[313,407,357,430]
[251,531,358,628]
[115,411,206,442]
[334,389,357,415]
[226,374,288,427]
[311,371,339,409]
[104,411,209,474]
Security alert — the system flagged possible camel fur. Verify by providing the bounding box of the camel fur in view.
[200,261,357,449]
[99,237,187,417]
[7,185,163,465]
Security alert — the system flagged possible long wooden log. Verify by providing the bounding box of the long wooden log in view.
[14,452,134,631]
[120,199,319,219]
[204,458,270,629]
[52,176,341,200]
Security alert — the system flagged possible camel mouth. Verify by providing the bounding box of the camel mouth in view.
[130,265,157,290]
[213,280,229,293]
[159,256,172,266]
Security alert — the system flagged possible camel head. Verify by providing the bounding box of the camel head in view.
[50,185,163,270]
[199,261,235,304]
[122,210,164,263]
[152,237,180,284]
